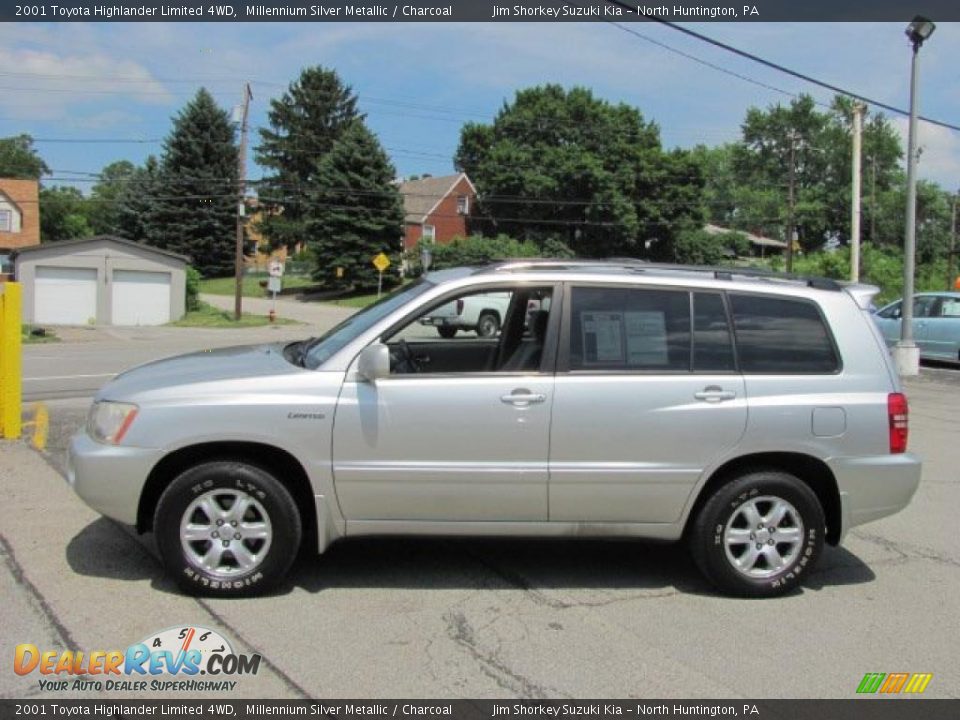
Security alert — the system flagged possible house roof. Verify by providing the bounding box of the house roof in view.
[398,173,475,225]
[704,223,788,249]
[12,235,191,263]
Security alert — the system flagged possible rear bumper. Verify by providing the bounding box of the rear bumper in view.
[829,452,922,542]
[66,432,161,525]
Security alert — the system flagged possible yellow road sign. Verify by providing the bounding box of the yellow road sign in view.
[372,253,391,273]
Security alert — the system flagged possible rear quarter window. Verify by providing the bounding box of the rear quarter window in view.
[730,294,840,374]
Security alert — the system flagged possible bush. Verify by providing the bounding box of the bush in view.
[405,234,574,274]
[185,266,202,312]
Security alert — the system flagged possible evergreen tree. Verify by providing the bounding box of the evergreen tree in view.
[151,89,238,276]
[88,160,136,236]
[255,66,360,252]
[114,156,161,242]
[304,121,404,290]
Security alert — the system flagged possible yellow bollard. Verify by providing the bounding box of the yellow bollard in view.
[0,281,23,439]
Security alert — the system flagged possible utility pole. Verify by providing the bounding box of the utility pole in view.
[950,190,958,291]
[785,131,798,273]
[234,82,252,321]
[850,103,865,282]
[869,156,877,243]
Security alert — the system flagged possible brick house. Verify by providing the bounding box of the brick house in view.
[0,178,40,274]
[398,173,476,250]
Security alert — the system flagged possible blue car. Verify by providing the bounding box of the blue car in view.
[873,292,960,365]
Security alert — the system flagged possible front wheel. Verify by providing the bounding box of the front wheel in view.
[154,461,302,597]
[689,470,824,598]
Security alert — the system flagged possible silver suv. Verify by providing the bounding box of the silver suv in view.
[68,260,921,598]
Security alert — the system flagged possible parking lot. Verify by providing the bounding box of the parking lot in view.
[2,329,959,699]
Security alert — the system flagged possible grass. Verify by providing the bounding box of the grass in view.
[170,301,300,328]
[22,324,59,344]
[200,274,317,297]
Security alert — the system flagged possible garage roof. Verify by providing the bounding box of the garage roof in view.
[12,235,190,263]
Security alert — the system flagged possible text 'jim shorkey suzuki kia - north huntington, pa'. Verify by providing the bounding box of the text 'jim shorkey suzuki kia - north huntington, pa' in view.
[68,260,922,598]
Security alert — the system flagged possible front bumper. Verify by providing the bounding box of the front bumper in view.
[66,432,162,525]
[829,452,922,542]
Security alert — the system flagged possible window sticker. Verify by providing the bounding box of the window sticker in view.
[581,312,624,364]
[625,311,668,365]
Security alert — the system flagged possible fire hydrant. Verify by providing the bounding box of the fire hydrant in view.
[268,309,276,323]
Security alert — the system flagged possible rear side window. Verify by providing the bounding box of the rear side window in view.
[694,293,735,372]
[730,294,839,373]
[569,287,690,371]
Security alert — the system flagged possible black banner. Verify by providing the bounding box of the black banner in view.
[2,701,960,720]
[3,0,960,23]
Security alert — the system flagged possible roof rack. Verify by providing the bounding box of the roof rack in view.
[486,258,842,291]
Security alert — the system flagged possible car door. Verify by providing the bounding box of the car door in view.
[923,295,960,362]
[912,295,940,358]
[548,285,747,523]
[332,284,559,522]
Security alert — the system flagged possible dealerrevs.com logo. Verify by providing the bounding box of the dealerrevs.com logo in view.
[14,626,260,693]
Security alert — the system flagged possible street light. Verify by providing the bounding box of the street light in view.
[894,16,935,377]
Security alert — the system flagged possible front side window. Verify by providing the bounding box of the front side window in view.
[569,287,690,371]
[912,295,938,318]
[384,286,553,375]
[730,294,839,373]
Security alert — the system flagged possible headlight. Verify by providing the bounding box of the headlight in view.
[88,402,139,445]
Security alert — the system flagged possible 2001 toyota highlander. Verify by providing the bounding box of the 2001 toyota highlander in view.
[67,260,922,597]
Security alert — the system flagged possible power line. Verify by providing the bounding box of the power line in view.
[604,0,960,133]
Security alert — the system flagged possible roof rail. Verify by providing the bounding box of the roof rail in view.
[485,257,842,291]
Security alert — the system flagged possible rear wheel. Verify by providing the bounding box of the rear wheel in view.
[437,326,457,339]
[689,470,824,598]
[476,312,500,338]
[154,461,301,597]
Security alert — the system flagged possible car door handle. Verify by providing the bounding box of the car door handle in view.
[500,391,546,406]
[694,386,736,403]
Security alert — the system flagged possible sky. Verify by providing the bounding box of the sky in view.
[0,20,958,192]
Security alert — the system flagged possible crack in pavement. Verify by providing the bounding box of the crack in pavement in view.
[443,610,555,699]
[852,530,960,570]
[0,531,79,654]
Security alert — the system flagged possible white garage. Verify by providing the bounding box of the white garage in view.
[111,270,172,326]
[34,266,98,325]
[14,236,188,326]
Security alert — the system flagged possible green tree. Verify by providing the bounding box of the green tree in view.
[0,134,49,179]
[255,66,360,252]
[150,89,238,276]
[39,186,92,242]
[304,120,404,290]
[455,85,704,259]
[114,156,161,242]
[88,160,136,235]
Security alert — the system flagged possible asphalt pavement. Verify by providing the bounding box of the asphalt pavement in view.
[1,357,958,699]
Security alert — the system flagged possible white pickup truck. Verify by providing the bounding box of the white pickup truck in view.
[418,292,511,338]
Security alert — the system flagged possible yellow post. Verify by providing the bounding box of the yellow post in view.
[0,281,23,439]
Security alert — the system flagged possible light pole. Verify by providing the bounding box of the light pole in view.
[894,16,935,377]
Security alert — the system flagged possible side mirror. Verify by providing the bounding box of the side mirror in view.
[357,343,390,382]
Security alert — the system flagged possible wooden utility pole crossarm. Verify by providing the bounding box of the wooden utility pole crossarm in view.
[234,82,252,321]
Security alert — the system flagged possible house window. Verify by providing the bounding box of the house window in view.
[457,195,470,215]
[422,224,436,243]
[0,210,11,232]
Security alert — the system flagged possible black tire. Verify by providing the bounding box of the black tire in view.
[476,312,500,338]
[437,326,457,339]
[689,470,824,598]
[154,461,302,597]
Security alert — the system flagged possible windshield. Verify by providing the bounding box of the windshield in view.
[303,279,434,369]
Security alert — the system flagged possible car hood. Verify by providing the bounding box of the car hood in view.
[97,343,302,401]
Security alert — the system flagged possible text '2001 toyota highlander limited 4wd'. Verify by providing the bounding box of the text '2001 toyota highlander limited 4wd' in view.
[68,260,921,598]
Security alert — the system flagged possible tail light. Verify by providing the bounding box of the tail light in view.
[888,393,908,454]
[456,298,464,316]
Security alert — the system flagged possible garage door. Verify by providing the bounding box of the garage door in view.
[34,266,98,325]
[111,270,172,326]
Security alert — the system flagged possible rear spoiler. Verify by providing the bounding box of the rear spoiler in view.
[841,282,881,311]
